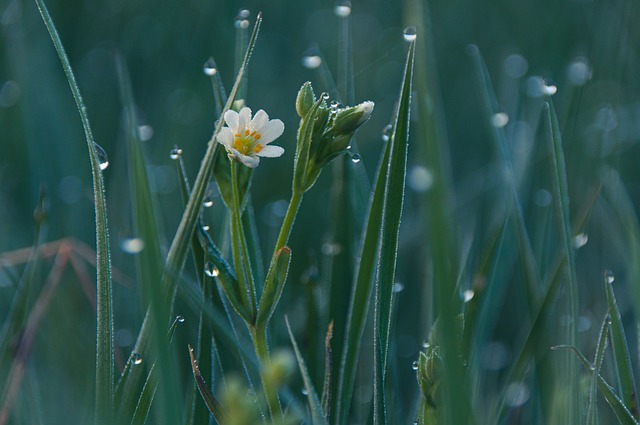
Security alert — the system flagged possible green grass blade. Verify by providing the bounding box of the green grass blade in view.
[255,247,291,329]
[605,276,640,419]
[32,1,114,423]
[554,345,639,425]
[544,100,580,423]
[285,317,327,425]
[372,39,414,425]
[587,315,610,425]
[189,345,225,424]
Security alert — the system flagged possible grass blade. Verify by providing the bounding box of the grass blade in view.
[371,39,414,425]
[605,275,640,419]
[255,247,292,329]
[285,317,327,425]
[544,100,580,423]
[189,345,225,424]
[32,1,114,423]
[587,314,610,425]
[554,345,639,425]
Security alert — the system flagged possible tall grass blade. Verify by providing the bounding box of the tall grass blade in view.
[32,1,114,423]
[587,315,610,425]
[605,276,639,419]
[285,317,327,425]
[372,39,414,425]
[554,345,639,425]
[189,345,225,424]
[544,100,580,423]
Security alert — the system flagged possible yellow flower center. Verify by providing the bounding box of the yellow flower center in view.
[233,130,262,155]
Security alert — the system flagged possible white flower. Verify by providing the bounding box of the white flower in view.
[217,107,285,168]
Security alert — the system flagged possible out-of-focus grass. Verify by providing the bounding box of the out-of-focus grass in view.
[2,0,640,424]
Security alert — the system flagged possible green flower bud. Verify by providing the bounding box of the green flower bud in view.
[296,82,316,118]
[331,100,375,135]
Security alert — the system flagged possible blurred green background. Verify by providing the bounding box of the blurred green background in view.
[2,0,640,423]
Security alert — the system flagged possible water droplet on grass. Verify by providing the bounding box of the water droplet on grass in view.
[605,269,615,284]
[137,124,153,141]
[203,198,214,208]
[411,360,419,370]
[132,352,142,365]
[301,388,309,396]
[176,315,185,323]
[462,289,475,303]
[381,124,392,141]
[169,146,182,160]
[121,237,145,254]
[403,26,417,42]
[350,153,361,163]
[393,282,404,293]
[491,112,509,128]
[234,9,250,29]
[334,0,352,17]
[205,262,220,277]
[94,143,109,170]
[302,48,322,69]
[203,58,217,76]
[573,233,588,249]
[542,82,557,96]
[408,166,433,192]
[567,57,590,86]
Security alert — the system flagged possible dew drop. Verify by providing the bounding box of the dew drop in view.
[542,82,557,96]
[301,388,309,396]
[408,166,433,192]
[605,269,615,284]
[321,242,342,256]
[120,237,145,254]
[176,315,185,323]
[462,289,475,303]
[94,143,109,170]
[567,57,590,86]
[202,224,210,231]
[350,153,361,163]
[573,233,588,249]
[333,0,352,17]
[203,198,214,208]
[411,360,419,370]
[169,146,183,160]
[203,58,217,76]
[381,124,393,141]
[491,112,509,128]
[422,340,430,348]
[137,124,153,141]
[205,261,220,278]
[302,48,322,69]
[403,26,417,42]
[132,352,142,365]
[393,282,405,293]
[234,9,250,29]
[505,382,530,407]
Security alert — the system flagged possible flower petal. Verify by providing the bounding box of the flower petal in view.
[237,107,252,132]
[250,109,269,131]
[256,145,284,158]
[224,109,239,131]
[217,127,234,149]
[258,119,284,145]
[237,154,260,168]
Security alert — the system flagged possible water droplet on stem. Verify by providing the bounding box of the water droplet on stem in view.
[203,58,217,76]
[205,261,220,277]
[94,143,109,170]
[334,0,352,17]
[170,146,183,160]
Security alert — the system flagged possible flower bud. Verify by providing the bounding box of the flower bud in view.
[332,100,375,135]
[296,82,316,118]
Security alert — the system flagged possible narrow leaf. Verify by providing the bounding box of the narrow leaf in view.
[373,39,415,425]
[285,317,327,425]
[32,1,113,423]
[189,345,225,424]
[255,247,292,329]
[605,276,640,419]
[587,314,610,425]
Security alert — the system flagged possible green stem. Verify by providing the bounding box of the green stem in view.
[230,161,257,316]
[250,325,283,421]
[274,188,304,252]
